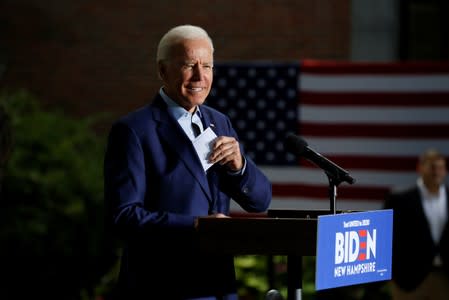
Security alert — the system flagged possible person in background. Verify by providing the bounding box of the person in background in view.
[384,149,449,300]
[103,24,272,300]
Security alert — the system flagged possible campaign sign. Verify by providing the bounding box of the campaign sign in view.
[315,209,393,290]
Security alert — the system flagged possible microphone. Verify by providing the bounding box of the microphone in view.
[265,289,284,300]
[284,134,355,184]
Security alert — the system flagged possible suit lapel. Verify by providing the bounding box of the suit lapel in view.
[444,186,449,230]
[201,107,221,136]
[445,186,449,217]
[200,107,227,213]
[414,187,433,235]
[151,96,213,202]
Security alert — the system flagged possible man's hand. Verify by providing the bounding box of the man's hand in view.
[208,136,243,171]
[194,213,230,229]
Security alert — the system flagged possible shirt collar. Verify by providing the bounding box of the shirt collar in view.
[159,87,202,121]
[417,177,445,199]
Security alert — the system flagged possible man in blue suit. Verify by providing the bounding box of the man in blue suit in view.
[104,25,272,299]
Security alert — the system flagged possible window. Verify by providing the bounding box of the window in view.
[399,0,449,60]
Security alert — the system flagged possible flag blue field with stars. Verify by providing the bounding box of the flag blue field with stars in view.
[208,62,299,166]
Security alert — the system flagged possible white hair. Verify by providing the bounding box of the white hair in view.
[156,25,214,63]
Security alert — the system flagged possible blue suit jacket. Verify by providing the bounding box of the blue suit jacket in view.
[104,95,272,299]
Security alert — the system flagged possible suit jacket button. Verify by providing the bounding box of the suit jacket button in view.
[242,187,249,194]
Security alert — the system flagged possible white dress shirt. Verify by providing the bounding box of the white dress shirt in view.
[159,88,204,141]
[417,177,448,266]
[159,88,246,175]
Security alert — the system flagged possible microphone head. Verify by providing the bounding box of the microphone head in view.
[285,133,308,155]
[265,289,284,300]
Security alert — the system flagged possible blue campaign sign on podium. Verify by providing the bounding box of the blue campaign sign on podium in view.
[315,209,393,290]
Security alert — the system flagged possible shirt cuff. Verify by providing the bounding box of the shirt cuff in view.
[227,156,247,176]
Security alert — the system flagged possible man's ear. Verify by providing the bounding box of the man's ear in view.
[157,62,165,80]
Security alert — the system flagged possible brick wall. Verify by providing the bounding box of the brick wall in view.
[0,0,350,123]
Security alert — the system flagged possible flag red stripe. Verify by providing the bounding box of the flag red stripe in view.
[272,183,389,200]
[301,60,449,74]
[299,123,449,139]
[298,156,420,171]
[299,92,449,107]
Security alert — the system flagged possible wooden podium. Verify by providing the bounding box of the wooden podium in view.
[197,209,344,300]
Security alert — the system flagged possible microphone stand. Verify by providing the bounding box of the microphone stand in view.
[325,171,344,215]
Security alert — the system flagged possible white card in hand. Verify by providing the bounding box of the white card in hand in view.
[192,127,217,171]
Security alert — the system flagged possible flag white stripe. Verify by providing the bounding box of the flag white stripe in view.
[268,198,384,211]
[230,198,384,212]
[300,74,449,92]
[261,166,417,188]
[300,106,449,124]
[300,137,449,156]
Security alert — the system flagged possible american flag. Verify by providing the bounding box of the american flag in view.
[207,61,449,212]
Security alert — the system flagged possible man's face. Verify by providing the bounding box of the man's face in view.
[159,38,213,112]
[419,157,447,189]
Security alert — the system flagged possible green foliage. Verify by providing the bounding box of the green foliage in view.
[0,90,118,299]
[235,255,270,299]
[235,255,314,300]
